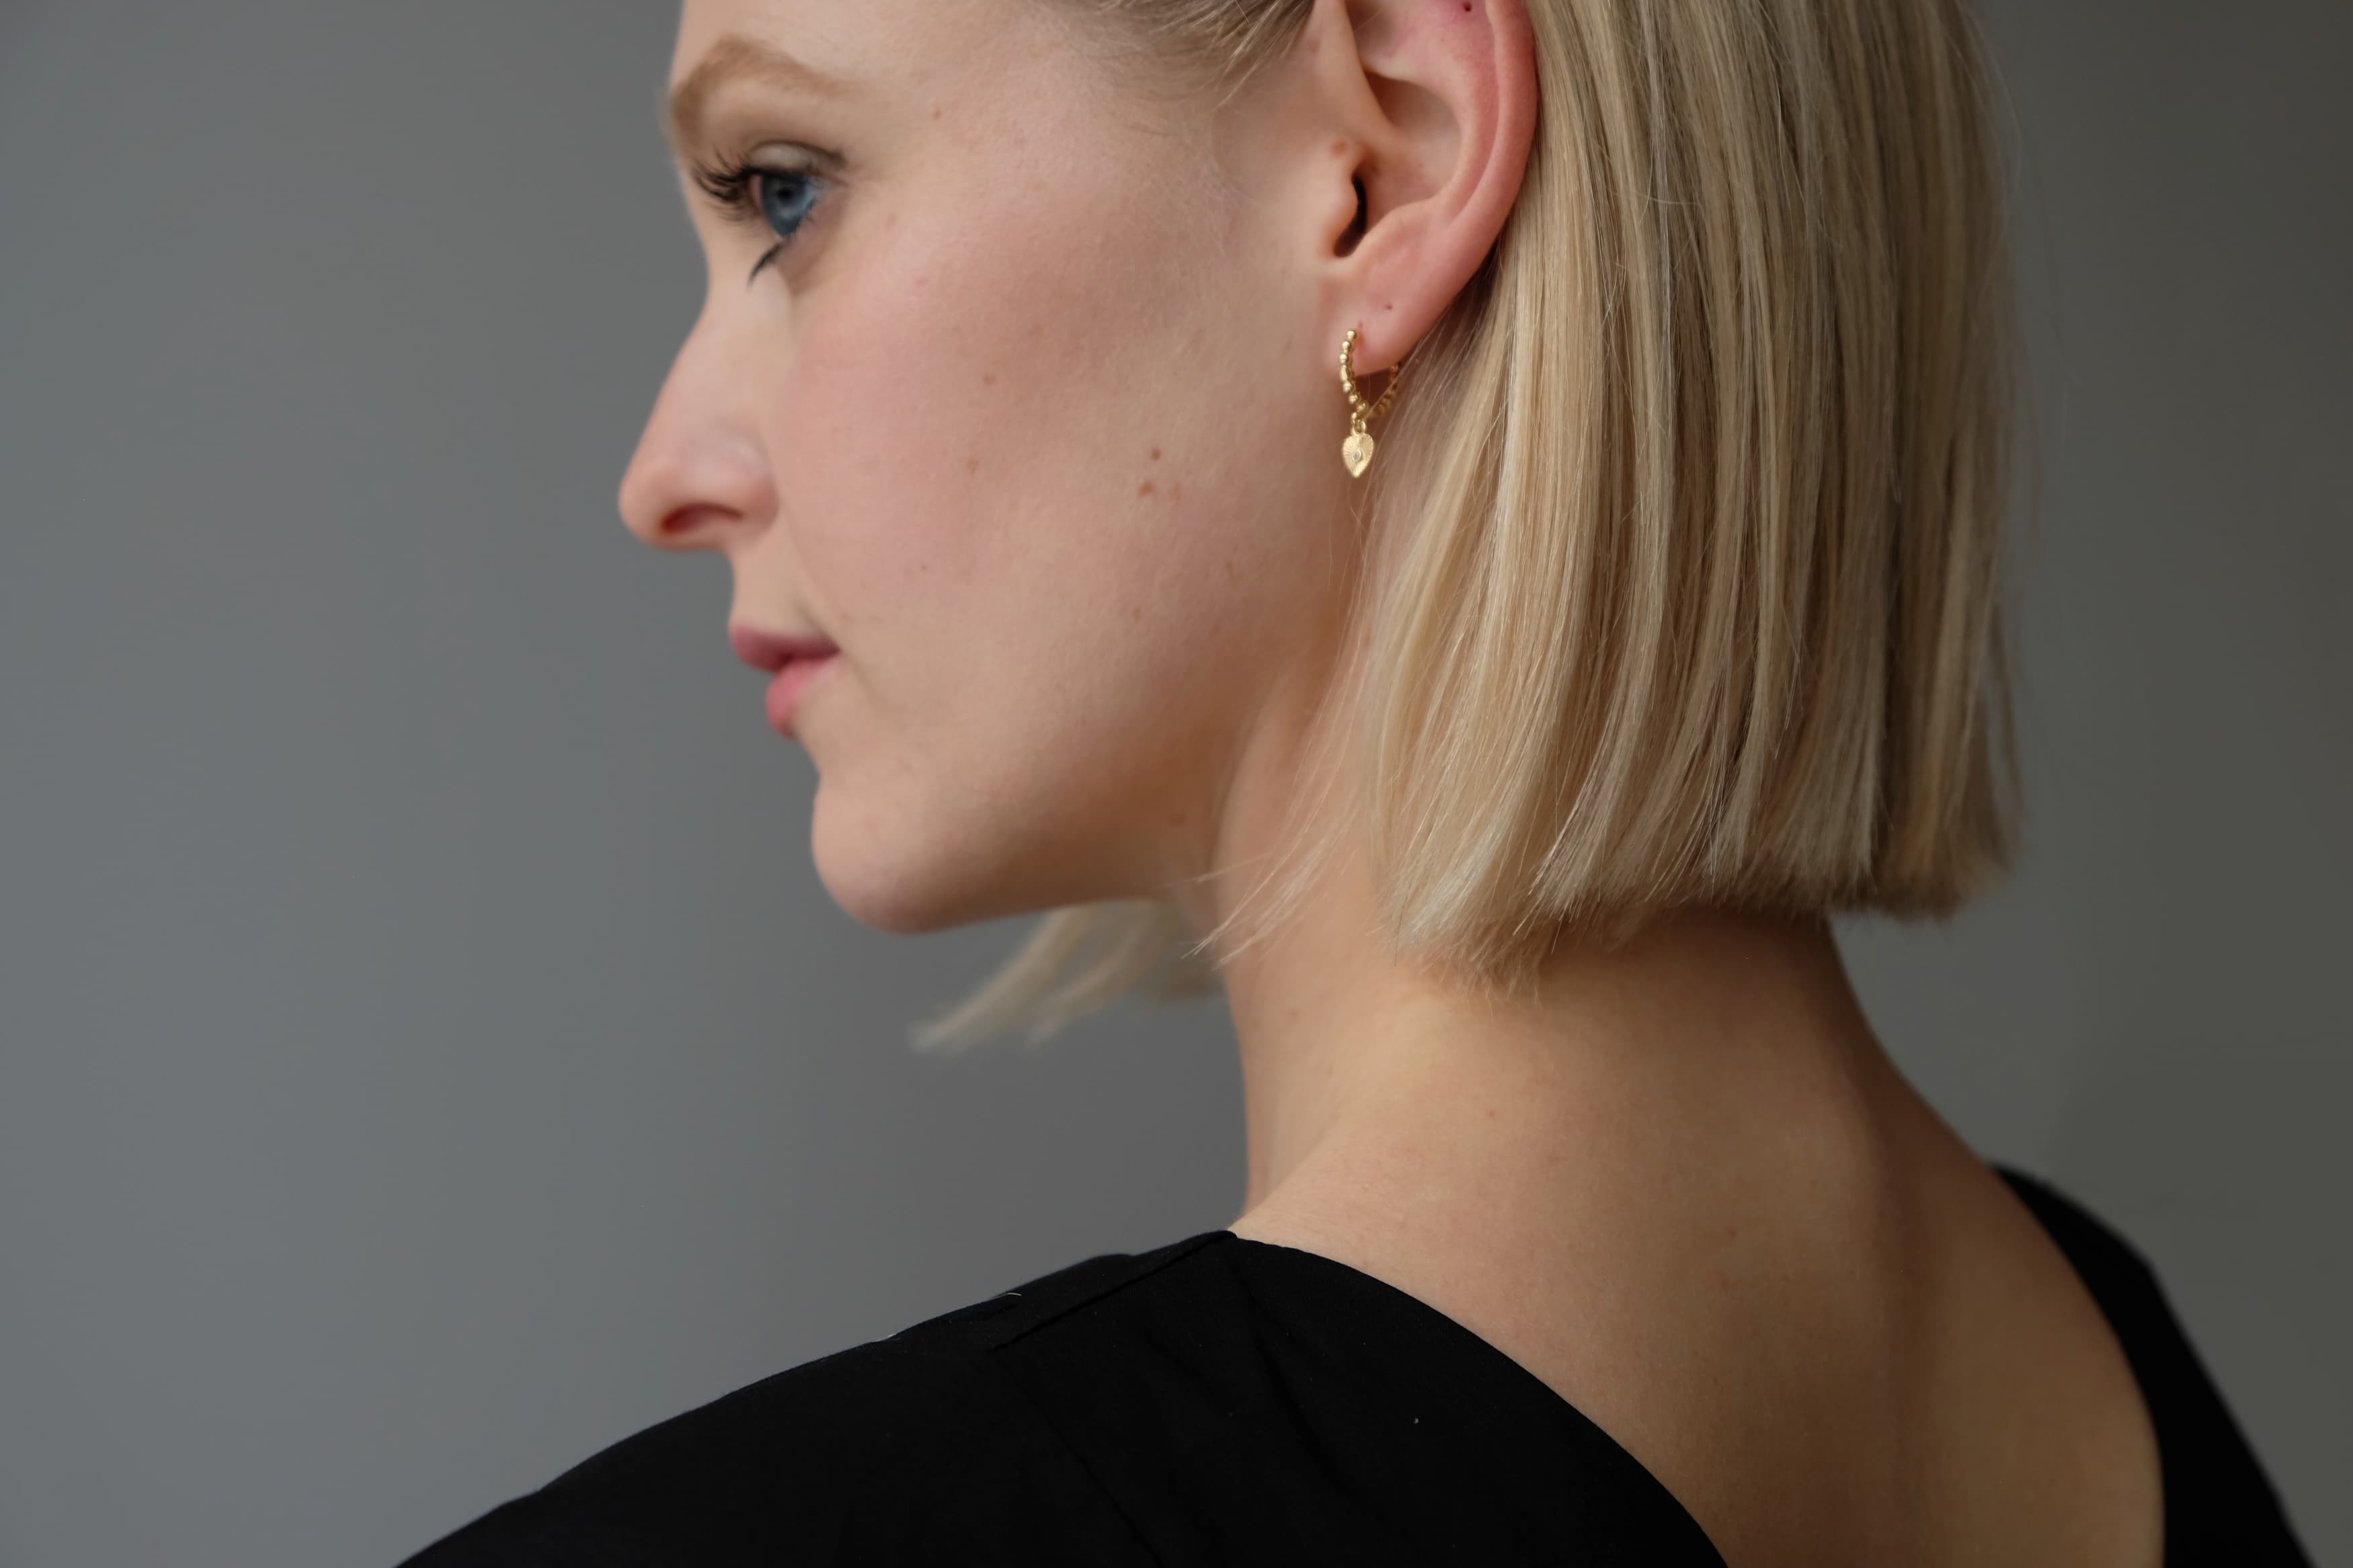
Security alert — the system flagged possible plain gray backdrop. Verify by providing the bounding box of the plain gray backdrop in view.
[2,3,2346,1565]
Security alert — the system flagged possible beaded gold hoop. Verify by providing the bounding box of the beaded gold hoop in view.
[1338,327,1406,478]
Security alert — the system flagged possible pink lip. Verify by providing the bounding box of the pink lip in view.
[762,653,840,739]
[728,624,841,741]
[729,624,838,673]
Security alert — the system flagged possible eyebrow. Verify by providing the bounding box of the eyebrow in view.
[666,34,850,155]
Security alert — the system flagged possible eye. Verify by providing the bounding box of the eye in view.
[690,152,836,284]
[754,169,823,246]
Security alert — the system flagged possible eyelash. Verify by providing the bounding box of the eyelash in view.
[692,157,831,284]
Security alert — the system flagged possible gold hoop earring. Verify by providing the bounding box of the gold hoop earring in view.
[1339,327,1405,479]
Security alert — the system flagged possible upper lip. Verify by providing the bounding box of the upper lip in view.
[729,624,840,673]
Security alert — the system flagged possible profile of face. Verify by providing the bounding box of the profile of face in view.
[621,0,1513,939]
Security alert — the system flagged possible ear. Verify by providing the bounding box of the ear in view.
[1295,0,1537,375]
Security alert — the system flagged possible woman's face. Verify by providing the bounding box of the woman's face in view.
[621,0,1359,935]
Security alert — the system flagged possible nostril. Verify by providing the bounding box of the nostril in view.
[650,504,721,546]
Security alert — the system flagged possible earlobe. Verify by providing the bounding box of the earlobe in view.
[1310,0,1538,374]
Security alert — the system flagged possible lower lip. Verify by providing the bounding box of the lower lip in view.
[764,653,840,739]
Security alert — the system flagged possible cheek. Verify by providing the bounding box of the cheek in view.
[760,126,1338,923]
[770,163,1310,740]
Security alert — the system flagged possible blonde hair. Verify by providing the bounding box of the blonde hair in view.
[912,0,2020,1050]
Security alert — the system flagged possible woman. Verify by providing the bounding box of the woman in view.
[401,0,2311,1561]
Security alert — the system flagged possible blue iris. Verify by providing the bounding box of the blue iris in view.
[758,170,823,245]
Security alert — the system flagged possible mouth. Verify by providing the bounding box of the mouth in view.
[728,624,839,673]
[729,623,841,741]
[761,652,839,740]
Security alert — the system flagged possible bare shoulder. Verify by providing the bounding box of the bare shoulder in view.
[1896,1139,2167,1568]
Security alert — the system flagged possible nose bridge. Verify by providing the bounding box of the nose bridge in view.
[619,294,777,550]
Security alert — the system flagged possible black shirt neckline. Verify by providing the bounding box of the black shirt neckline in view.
[1194,1160,2163,1558]
[1201,1228,1726,1554]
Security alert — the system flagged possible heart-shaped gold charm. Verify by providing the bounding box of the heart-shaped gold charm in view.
[1341,429,1375,478]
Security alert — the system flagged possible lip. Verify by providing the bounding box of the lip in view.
[762,652,840,739]
[729,624,839,673]
[728,624,841,741]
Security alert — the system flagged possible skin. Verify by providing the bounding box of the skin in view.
[621,2,2165,1563]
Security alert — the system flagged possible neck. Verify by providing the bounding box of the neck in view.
[1212,839,1907,1228]
[1197,835,1989,1568]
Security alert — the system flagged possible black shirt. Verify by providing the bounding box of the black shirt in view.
[398,1165,2311,1565]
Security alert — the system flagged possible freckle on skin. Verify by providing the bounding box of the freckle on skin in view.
[983,372,996,386]
[1138,481,1156,497]
[967,457,981,474]
[1150,447,1161,461]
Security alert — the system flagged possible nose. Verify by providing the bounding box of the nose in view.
[618,308,777,554]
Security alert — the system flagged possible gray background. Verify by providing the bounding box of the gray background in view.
[1,2,2345,1564]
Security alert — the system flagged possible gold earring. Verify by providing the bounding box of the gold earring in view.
[1339,327,1404,478]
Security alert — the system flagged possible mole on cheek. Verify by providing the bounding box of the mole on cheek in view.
[1139,481,1156,497]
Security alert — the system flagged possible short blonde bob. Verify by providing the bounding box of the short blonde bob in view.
[913,0,2020,1050]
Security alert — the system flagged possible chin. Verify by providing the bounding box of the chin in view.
[808,780,1039,937]
[812,771,1151,936]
